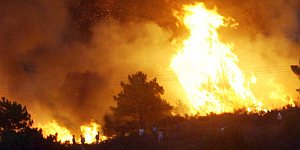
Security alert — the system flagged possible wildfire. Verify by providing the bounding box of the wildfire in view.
[171,3,263,114]
[267,80,295,108]
[39,120,106,144]
[39,120,73,143]
[80,122,100,144]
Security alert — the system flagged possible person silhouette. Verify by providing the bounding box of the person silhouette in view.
[95,131,100,144]
[72,135,76,144]
[152,126,158,135]
[277,112,282,120]
[158,130,163,143]
[80,135,85,144]
[139,128,145,136]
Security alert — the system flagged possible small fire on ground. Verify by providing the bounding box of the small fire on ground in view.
[38,120,107,144]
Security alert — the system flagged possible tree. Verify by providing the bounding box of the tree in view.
[0,97,33,133]
[107,71,172,135]
[0,97,66,150]
[173,99,189,116]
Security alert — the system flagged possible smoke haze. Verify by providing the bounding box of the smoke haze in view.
[0,0,299,135]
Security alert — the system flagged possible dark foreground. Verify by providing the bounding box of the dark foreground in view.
[2,106,300,150]
[82,107,300,150]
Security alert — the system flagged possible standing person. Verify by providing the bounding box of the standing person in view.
[277,112,282,120]
[158,130,163,143]
[152,126,158,135]
[95,131,100,144]
[72,135,76,144]
[80,135,85,144]
[139,128,145,136]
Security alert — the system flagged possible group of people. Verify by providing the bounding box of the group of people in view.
[71,127,163,145]
[69,112,283,146]
[139,127,164,143]
[72,131,101,145]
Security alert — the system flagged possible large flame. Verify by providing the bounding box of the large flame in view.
[171,3,264,114]
[39,120,73,143]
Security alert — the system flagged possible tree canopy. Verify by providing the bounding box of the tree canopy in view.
[173,99,189,116]
[0,97,33,133]
[0,97,67,150]
[106,71,172,135]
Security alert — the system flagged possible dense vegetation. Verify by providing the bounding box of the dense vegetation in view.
[1,94,300,149]
[96,106,300,150]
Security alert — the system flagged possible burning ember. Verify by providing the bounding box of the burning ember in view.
[170,3,293,114]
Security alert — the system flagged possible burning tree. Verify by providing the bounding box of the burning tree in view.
[105,71,172,136]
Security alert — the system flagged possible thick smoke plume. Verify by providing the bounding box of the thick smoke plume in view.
[0,0,299,135]
[0,0,175,135]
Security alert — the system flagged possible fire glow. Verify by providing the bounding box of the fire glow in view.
[80,122,107,144]
[171,3,294,114]
[37,2,297,142]
[39,121,106,144]
[39,120,73,143]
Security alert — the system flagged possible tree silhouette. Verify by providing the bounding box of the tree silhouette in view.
[106,71,172,135]
[0,97,33,133]
[173,99,189,116]
[0,97,67,150]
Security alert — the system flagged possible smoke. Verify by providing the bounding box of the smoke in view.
[0,0,175,135]
[214,0,300,105]
[0,0,299,135]
[0,0,87,133]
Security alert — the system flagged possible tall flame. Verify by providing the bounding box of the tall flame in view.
[171,3,263,114]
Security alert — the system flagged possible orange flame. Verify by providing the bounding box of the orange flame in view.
[39,120,73,143]
[38,120,107,144]
[80,122,100,144]
[171,3,264,114]
[80,121,107,144]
